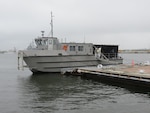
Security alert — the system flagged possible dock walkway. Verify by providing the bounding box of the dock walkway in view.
[63,64,150,89]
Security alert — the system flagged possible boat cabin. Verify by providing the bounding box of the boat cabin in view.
[31,36,94,55]
[61,43,93,55]
[34,37,61,50]
[29,36,120,58]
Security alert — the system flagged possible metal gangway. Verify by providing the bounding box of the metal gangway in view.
[94,47,120,65]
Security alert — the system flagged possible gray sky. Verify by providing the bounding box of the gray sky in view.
[1,0,150,50]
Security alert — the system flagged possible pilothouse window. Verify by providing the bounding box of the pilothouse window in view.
[36,39,42,45]
[43,40,48,45]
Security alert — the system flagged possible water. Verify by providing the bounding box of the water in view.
[0,53,150,113]
[121,53,150,64]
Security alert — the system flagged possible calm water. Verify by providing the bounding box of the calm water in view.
[0,53,150,113]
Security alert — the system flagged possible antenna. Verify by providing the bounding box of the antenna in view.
[50,12,54,37]
[84,34,85,43]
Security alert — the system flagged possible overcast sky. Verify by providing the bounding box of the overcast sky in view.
[1,0,150,50]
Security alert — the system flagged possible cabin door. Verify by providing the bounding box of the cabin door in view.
[48,39,53,50]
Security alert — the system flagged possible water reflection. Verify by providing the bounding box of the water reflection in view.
[17,73,150,113]
[17,74,118,112]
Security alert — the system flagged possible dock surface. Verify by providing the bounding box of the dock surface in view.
[78,65,150,79]
[63,64,150,89]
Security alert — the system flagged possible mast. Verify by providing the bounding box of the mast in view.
[50,12,54,37]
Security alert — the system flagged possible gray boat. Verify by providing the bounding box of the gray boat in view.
[18,13,123,74]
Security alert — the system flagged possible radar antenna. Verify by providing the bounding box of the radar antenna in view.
[41,31,45,37]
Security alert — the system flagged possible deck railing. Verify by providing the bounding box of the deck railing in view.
[103,53,122,59]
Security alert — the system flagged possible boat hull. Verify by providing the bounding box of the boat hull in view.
[23,55,100,73]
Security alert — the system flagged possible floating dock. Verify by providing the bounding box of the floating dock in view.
[63,64,150,89]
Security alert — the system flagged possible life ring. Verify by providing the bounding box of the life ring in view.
[97,64,103,69]
[63,45,68,51]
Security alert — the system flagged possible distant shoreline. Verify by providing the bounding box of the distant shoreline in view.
[119,49,150,53]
